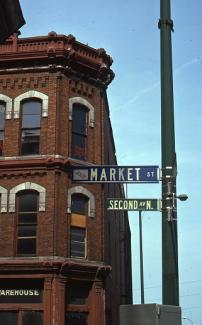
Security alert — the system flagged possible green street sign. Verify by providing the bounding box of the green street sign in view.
[107,198,161,211]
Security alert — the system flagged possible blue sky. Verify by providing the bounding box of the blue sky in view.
[20,0,202,323]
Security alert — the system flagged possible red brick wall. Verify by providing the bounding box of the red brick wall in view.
[0,34,132,325]
[0,71,105,261]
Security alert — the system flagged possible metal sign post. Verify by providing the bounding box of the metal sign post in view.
[139,210,145,304]
[107,197,161,304]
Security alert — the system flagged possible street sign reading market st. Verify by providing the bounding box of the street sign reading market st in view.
[72,165,160,183]
[107,198,161,211]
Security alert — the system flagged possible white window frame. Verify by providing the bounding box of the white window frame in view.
[67,186,95,218]
[0,94,12,119]
[14,91,48,119]
[69,97,94,127]
[9,182,46,212]
[0,186,8,212]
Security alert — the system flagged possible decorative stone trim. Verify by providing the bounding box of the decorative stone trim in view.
[0,186,8,213]
[9,182,46,212]
[67,186,95,218]
[14,90,48,118]
[0,94,12,119]
[69,97,94,127]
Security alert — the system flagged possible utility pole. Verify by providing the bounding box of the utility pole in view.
[159,0,179,305]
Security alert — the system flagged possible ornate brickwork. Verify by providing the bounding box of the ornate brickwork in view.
[0,76,49,90]
[69,80,95,98]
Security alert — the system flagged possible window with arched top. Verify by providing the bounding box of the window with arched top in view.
[70,194,88,258]
[0,102,6,156]
[71,104,88,161]
[16,190,38,256]
[21,100,42,155]
[68,186,95,258]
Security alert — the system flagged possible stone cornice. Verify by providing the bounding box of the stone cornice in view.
[0,155,102,172]
[0,155,65,171]
[0,32,115,87]
[0,257,112,279]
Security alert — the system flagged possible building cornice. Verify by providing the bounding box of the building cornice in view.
[0,257,112,280]
[0,155,102,171]
[0,32,115,87]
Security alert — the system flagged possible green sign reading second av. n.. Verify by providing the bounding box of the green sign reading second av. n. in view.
[107,198,161,211]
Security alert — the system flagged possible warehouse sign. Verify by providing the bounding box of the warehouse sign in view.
[72,165,159,183]
[0,288,42,303]
[0,289,40,297]
[107,198,161,211]
[0,280,43,304]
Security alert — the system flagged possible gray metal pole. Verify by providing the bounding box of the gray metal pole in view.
[159,0,179,305]
[139,211,145,304]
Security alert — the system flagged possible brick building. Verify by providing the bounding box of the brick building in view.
[0,32,132,325]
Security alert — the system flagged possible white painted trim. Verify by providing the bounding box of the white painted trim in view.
[69,97,95,127]
[67,186,95,218]
[0,94,12,119]
[14,90,48,118]
[9,182,46,212]
[0,186,8,213]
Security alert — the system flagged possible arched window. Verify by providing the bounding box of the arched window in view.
[71,104,88,160]
[70,194,88,258]
[21,100,41,155]
[16,191,38,256]
[0,102,6,156]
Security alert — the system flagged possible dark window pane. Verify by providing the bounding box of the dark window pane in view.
[21,101,41,156]
[22,129,40,141]
[0,103,5,156]
[0,103,5,130]
[71,133,85,160]
[71,227,85,241]
[19,193,38,212]
[21,141,39,155]
[70,242,85,257]
[71,195,87,214]
[18,225,36,237]
[0,111,5,130]
[0,312,17,325]
[22,101,41,115]
[22,311,43,325]
[21,129,40,142]
[67,282,91,305]
[17,192,38,256]
[17,238,36,255]
[21,129,40,155]
[0,131,3,156]
[66,312,87,325]
[72,105,87,135]
[70,228,86,258]
[0,131,3,140]
[18,213,37,224]
[0,112,4,130]
[22,114,41,128]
